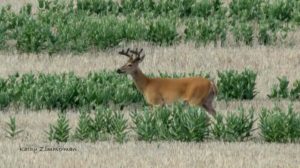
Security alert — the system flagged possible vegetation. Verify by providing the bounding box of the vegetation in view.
[131,103,209,142]
[47,113,71,143]
[40,104,300,143]
[0,0,299,53]
[217,69,257,100]
[260,105,300,143]
[4,116,23,139]
[211,107,255,142]
[268,77,300,100]
[74,106,128,142]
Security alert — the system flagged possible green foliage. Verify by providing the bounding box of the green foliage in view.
[0,78,11,109]
[110,111,128,143]
[268,76,289,99]
[229,0,264,21]
[15,18,52,53]
[268,77,300,101]
[217,69,257,100]
[146,18,178,45]
[290,80,300,100]
[266,0,296,22]
[231,21,253,45]
[77,0,119,16]
[0,0,297,53]
[73,111,93,141]
[73,106,128,143]
[131,103,209,142]
[168,104,210,142]
[47,113,71,143]
[120,0,155,16]
[211,107,255,142]
[185,15,227,46]
[258,19,290,45]
[191,0,224,18]
[131,109,157,141]
[0,72,143,110]
[259,105,300,143]
[4,116,23,139]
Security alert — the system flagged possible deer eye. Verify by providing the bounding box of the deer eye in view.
[128,64,132,67]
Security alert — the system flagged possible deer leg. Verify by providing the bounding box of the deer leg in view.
[202,103,216,116]
[201,91,216,116]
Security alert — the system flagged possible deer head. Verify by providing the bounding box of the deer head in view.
[117,48,145,74]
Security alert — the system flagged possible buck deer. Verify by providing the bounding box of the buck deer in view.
[116,48,217,116]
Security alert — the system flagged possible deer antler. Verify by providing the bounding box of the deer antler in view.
[118,48,132,58]
[130,48,143,57]
[130,48,145,61]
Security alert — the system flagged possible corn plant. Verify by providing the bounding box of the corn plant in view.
[146,17,178,45]
[259,105,300,143]
[231,21,253,45]
[120,0,155,16]
[4,116,23,139]
[110,112,128,143]
[77,0,119,16]
[0,78,11,109]
[47,113,71,143]
[268,76,289,99]
[217,69,257,100]
[266,0,296,22]
[169,104,210,142]
[74,106,128,142]
[185,15,227,46]
[131,103,209,142]
[229,0,264,21]
[131,109,157,141]
[290,80,300,100]
[15,18,52,53]
[73,111,93,141]
[211,107,255,142]
[190,0,224,18]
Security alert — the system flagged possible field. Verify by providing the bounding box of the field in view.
[1,0,300,168]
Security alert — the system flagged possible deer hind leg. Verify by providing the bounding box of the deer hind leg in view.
[201,91,216,116]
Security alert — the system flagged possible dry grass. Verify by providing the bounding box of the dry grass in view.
[1,140,300,168]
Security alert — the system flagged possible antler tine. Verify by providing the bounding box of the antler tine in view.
[130,48,144,58]
[118,48,132,58]
[138,48,143,55]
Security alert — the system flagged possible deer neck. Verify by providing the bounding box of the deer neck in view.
[130,68,149,93]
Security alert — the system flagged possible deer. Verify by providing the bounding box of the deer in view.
[116,48,217,116]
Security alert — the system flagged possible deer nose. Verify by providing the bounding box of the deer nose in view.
[116,69,122,74]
